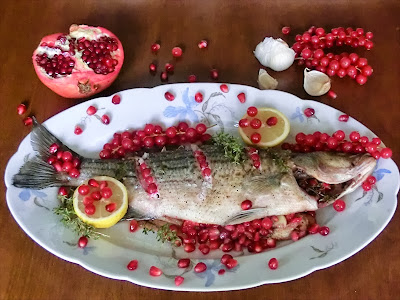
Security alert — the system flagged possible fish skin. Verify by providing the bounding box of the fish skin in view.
[12,120,377,225]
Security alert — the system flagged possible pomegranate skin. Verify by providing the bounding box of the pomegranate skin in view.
[32,24,124,98]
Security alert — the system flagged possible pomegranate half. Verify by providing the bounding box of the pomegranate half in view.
[32,24,124,98]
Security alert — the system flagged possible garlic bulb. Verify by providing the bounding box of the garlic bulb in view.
[303,68,331,96]
[254,37,295,71]
[258,69,278,90]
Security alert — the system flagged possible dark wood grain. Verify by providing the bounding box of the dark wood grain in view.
[1,1,399,299]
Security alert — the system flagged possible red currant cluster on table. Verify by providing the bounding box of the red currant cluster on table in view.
[290,26,373,85]
[282,130,392,160]
[99,122,211,159]
[149,40,221,82]
[47,143,81,178]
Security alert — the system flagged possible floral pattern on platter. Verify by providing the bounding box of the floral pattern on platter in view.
[290,107,320,123]
[309,243,336,260]
[193,259,240,287]
[64,240,96,256]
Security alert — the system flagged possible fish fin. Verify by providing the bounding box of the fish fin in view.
[12,156,69,189]
[30,116,81,159]
[224,208,266,225]
[242,174,283,195]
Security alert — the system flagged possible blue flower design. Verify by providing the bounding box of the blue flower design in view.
[194,259,239,287]
[290,107,304,123]
[163,88,199,122]
[372,159,392,181]
[18,189,47,202]
[82,246,95,255]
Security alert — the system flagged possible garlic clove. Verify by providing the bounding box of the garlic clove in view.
[258,69,278,90]
[254,37,295,72]
[303,68,331,96]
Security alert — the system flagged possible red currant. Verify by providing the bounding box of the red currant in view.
[333,199,346,212]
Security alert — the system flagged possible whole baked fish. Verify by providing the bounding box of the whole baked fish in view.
[13,118,376,225]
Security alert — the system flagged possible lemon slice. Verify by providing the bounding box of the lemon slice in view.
[238,107,290,148]
[73,176,128,228]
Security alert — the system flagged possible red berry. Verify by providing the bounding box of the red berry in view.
[149,266,163,276]
[362,182,372,191]
[327,137,338,149]
[241,200,252,210]
[172,47,183,57]
[83,196,93,206]
[247,106,258,117]
[175,276,184,286]
[129,220,139,232]
[304,108,315,118]
[195,123,207,134]
[160,71,168,82]
[194,262,207,273]
[210,69,219,80]
[165,63,174,73]
[349,131,360,142]
[151,43,160,53]
[250,133,261,144]
[74,126,83,135]
[58,187,68,196]
[333,130,345,141]
[356,74,367,85]
[198,39,208,49]
[333,199,346,212]
[220,84,229,93]
[268,258,278,270]
[86,106,97,115]
[23,117,33,126]
[319,226,330,236]
[266,116,278,126]
[100,187,113,199]
[85,204,96,215]
[295,132,306,144]
[177,258,190,268]
[112,94,121,104]
[239,119,249,128]
[78,236,88,248]
[127,260,138,271]
[17,104,27,115]
[301,48,312,59]
[367,175,377,185]
[338,114,349,122]
[328,90,337,99]
[101,114,110,125]
[78,185,90,195]
[177,122,189,132]
[357,58,368,68]
[188,74,197,82]
[250,118,262,129]
[226,258,238,269]
[365,41,374,50]
[380,148,392,159]
[88,179,99,187]
[195,92,203,103]
[149,63,157,72]
[361,65,373,77]
[282,26,291,35]
[166,127,177,138]
[308,224,320,234]
[371,137,381,145]
[164,91,175,101]
[105,202,116,212]
[237,92,246,103]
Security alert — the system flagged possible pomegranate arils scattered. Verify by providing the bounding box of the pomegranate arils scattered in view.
[188,74,197,82]
[319,226,330,236]
[241,200,252,210]
[220,84,229,93]
[338,114,349,122]
[101,114,110,125]
[85,204,96,215]
[23,117,33,126]
[333,199,346,212]
[195,92,204,103]
[149,63,157,73]
[210,69,219,80]
[105,202,116,212]
[165,63,174,73]
[58,186,69,196]
[172,46,183,58]
[149,266,163,276]
[74,125,83,135]
[175,276,184,286]
[112,94,121,104]
[129,220,139,232]
[164,91,175,101]
[266,116,278,126]
[198,40,208,49]
[218,269,226,275]
[268,258,278,270]
[86,105,97,115]
[304,108,315,118]
[247,106,258,117]
[17,104,27,115]
[151,43,161,53]
[194,262,207,273]
[160,71,168,82]
[177,258,190,268]
[78,236,88,248]
[282,26,291,35]
[237,92,246,103]
[328,90,337,99]
[127,260,138,271]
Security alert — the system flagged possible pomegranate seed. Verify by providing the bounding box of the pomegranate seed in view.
[202,168,212,177]
[210,69,219,80]
[338,114,349,122]
[149,266,163,276]
[105,202,116,212]
[58,186,68,196]
[308,223,320,234]
[239,119,249,128]
[78,185,90,195]
[129,220,139,232]
[199,244,210,255]
[127,260,138,271]
[17,104,27,115]
[188,74,197,82]
[319,226,330,236]
[226,258,238,269]
[198,40,208,49]
[218,269,226,275]
[83,196,93,206]
[177,258,190,268]
[172,47,183,57]
[184,243,195,252]
[78,236,88,248]
[250,118,262,129]
[112,94,121,104]
[291,231,299,241]
[328,90,337,99]
[281,26,291,35]
[86,106,97,115]
[367,175,377,185]
[149,62,157,73]
[164,91,175,101]
[250,133,261,144]
[151,43,160,53]
[88,179,99,187]
[91,191,101,200]
[266,116,278,126]
[380,148,392,159]
[333,199,346,212]
[220,84,229,93]
[165,63,174,73]
[85,204,96,215]
[304,108,315,118]
[221,254,233,265]
[175,276,184,286]
[247,106,257,117]
[362,181,372,191]
[195,92,204,103]
[74,125,83,135]
[237,92,246,103]
[194,262,207,273]
[49,143,60,154]
[101,114,110,125]
[268,258,278,270]
[241,200,252,210]
[23,117,33,126]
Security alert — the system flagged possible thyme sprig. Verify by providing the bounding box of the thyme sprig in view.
[142,223,178,244]
[212,132,245,164]
[53,195,99,239]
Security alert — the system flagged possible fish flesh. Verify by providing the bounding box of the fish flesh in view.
[13,118,377,225]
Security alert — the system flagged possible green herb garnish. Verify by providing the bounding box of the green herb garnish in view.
[266,148,290,173]
[142,223,178,244]
[54,195,99,239]
[212,132,244,164]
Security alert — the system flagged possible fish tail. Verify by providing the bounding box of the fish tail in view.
[12,117,81,189]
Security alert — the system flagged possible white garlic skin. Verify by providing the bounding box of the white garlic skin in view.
[258,69,278,90]
[303,68,331,96]
[254,37,295,71]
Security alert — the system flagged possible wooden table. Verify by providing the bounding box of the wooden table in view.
[1,1,399,299]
